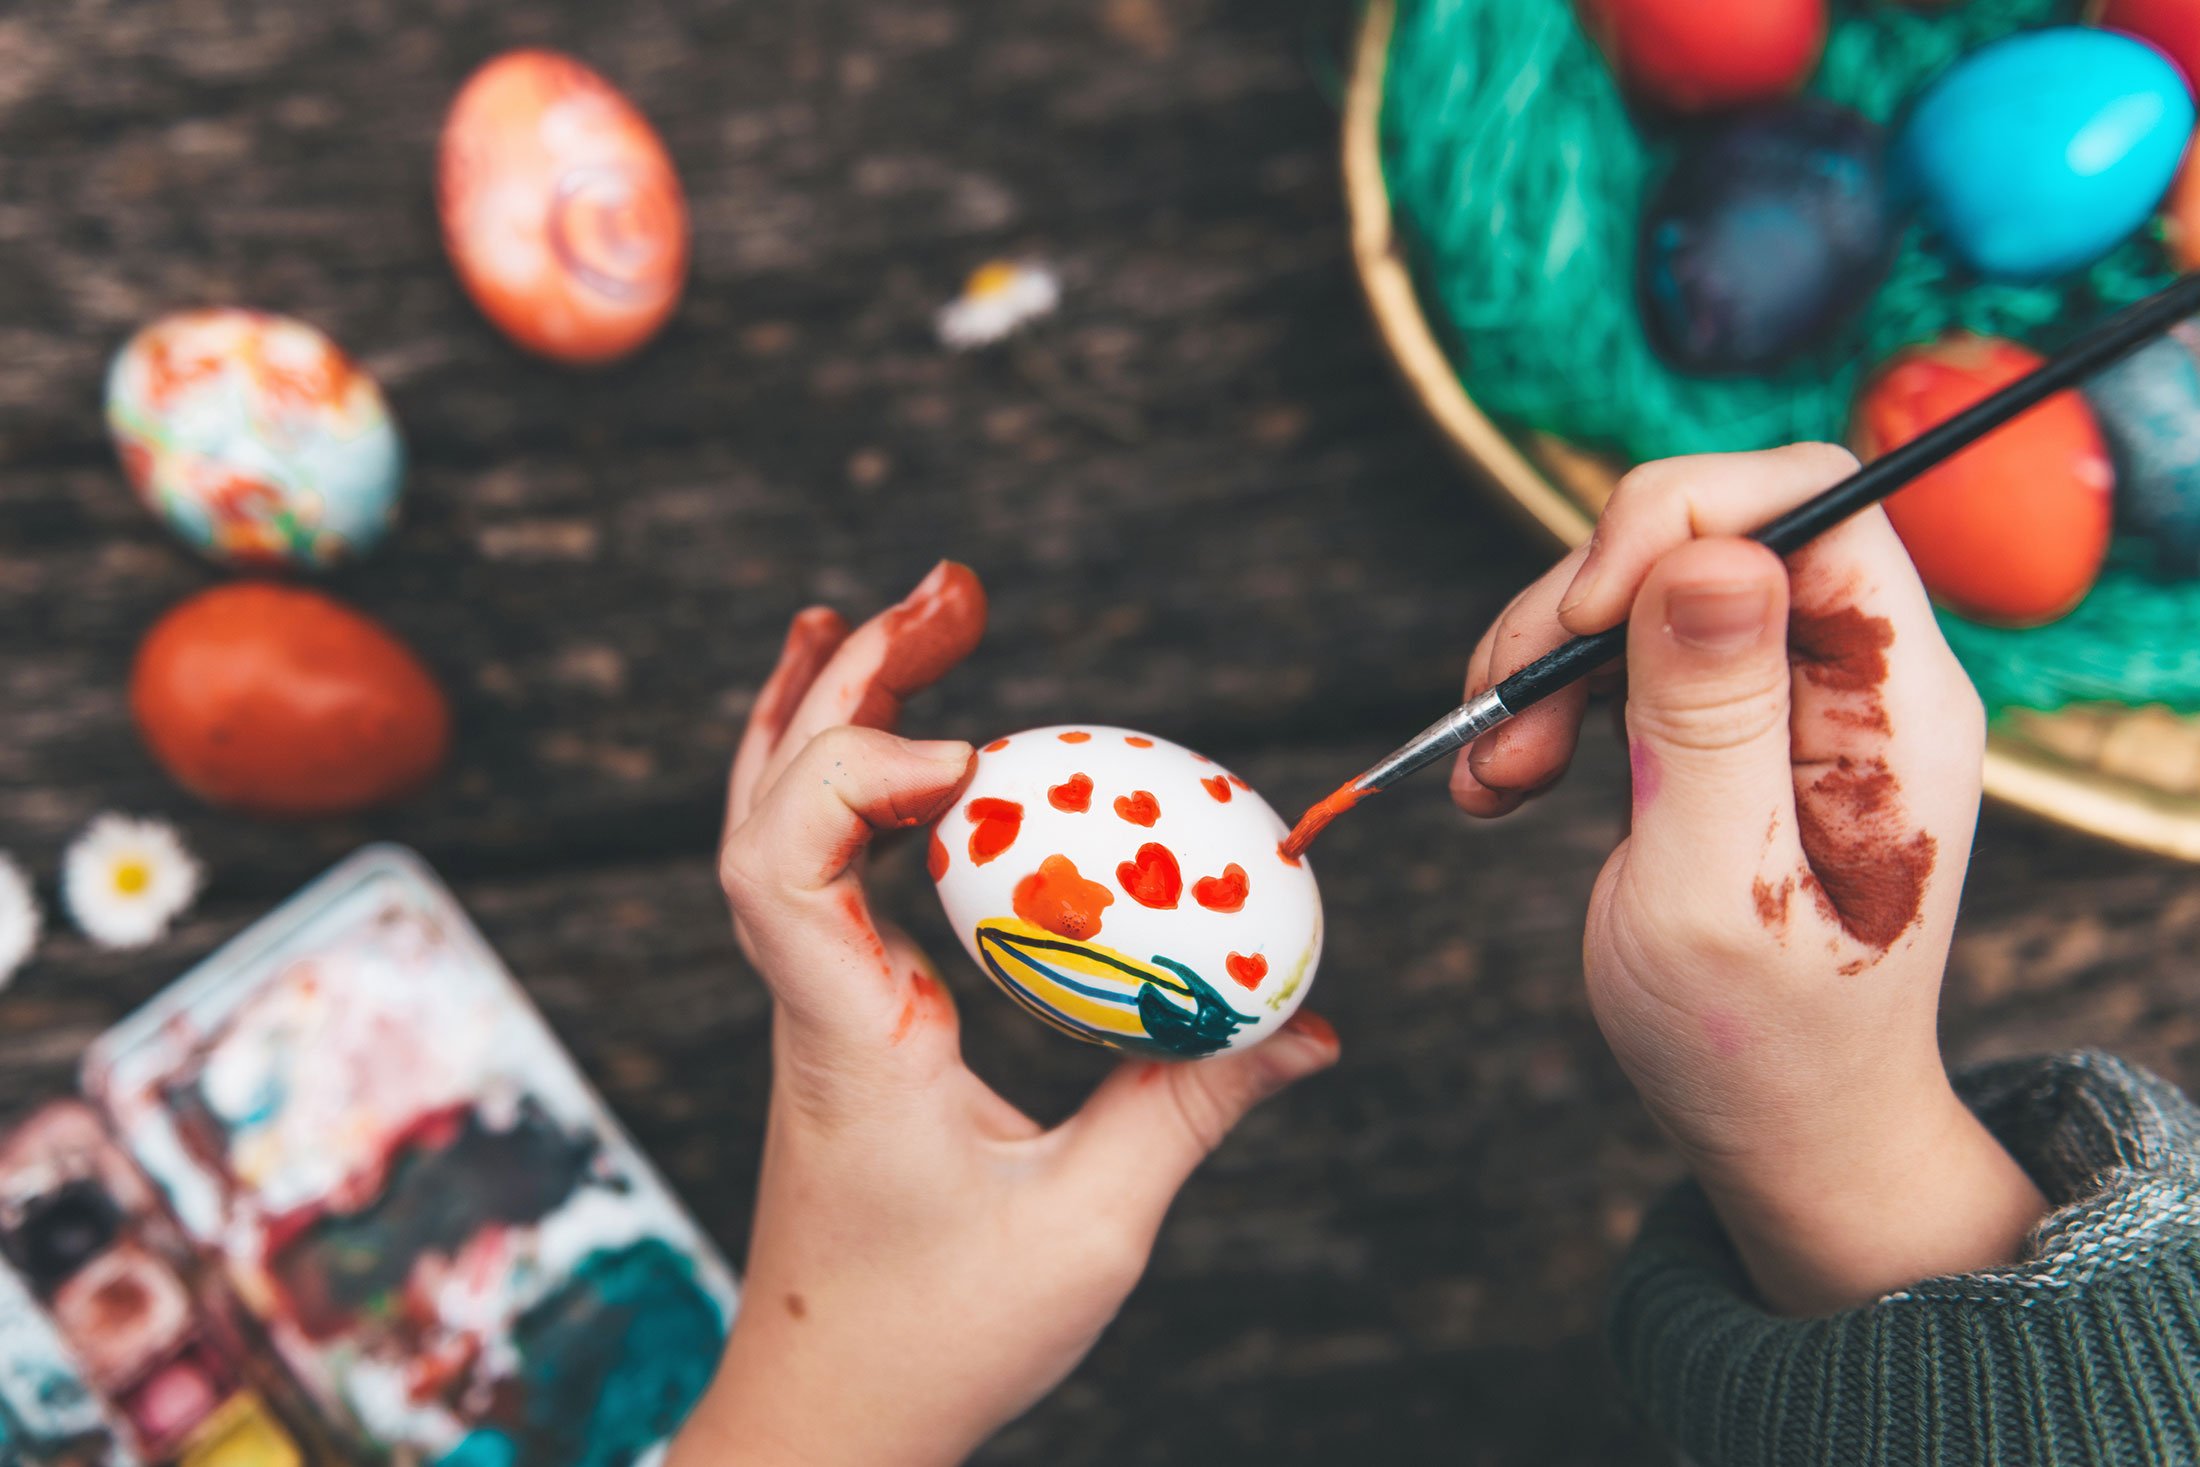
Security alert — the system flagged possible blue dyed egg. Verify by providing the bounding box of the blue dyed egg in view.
[105,310,403,570]
[1640,100,1898,374]
[2083,319,2200,576]
[1899,28,2194,281]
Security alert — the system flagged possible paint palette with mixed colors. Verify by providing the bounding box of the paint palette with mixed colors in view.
[0,1102,308,1467]
[0,1257,138,1466]
[83,845,737,1467]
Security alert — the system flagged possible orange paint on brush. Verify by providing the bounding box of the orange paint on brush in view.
[1224,952,1267,989]
[1048,773,1093,813]
[1281,781,1369,860]
[1200,775,1233,803]
[1193,863,1250,913]
[1013,854,1114,938]
[1058,731,1092,743]
[965,797,1023,865]
[850,562,989,731]
[1116,842,1182,908]
[1113,790,1160,827]
[926,828,949,881]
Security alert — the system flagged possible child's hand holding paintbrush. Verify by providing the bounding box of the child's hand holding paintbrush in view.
[1448,443,2044,1315]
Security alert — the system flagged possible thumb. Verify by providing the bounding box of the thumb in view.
[1623,537,1797,884]
[1051,1013,1339,1240]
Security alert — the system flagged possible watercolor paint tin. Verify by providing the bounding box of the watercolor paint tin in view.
[84,844,738,1467]
[48,1244,193,1391]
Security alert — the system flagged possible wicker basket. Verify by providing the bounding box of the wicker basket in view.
[1344,0,2200,862]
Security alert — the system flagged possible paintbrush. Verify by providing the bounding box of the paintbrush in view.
[1282,270,2200,859]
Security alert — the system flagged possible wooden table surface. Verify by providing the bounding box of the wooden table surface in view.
[7,1,2200,1461]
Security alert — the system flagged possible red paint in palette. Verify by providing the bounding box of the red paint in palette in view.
[1048,774,1093,813]
[1113,791,1160,827]
[965,798,1024,865]
[1192,864,1249,913]
[1116,843,1182,908]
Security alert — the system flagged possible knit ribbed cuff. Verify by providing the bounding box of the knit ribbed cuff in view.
[1608,1051,2200,1467]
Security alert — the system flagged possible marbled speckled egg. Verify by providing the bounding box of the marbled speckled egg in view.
[1857,335,2115,625]
[1899,28,2194,280]
[931,727,1322,1059]
[439,50,688,365]
[1640,100,1898,374]
[104,310,403,570]
[2083,319,2200,577]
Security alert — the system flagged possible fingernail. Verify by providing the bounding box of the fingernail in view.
[1665,584,1773,652]
[1285,1010,1338,1049]
[907,739,975,766]
[1556,536,1604,618]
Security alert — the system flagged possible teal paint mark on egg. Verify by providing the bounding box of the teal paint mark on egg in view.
[1898,28,2195,281]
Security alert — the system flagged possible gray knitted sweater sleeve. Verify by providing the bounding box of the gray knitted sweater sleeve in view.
[1607,1051,2200,1467]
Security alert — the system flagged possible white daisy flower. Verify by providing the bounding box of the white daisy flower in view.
[0,854,39,988]
[62,814,204,950]
[935,260,1061,350]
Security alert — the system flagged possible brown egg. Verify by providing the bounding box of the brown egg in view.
[438,50,688,364]
[131,583,451,817]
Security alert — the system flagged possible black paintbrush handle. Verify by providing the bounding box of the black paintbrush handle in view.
[1492,272,2200,717]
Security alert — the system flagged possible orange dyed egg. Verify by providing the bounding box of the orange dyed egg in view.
[438,50,688,364]
[1855,336,2114,626]
[131,583,451,817]
[2165,146,2200,270]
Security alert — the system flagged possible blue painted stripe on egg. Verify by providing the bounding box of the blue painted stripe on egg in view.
[1900,28,2195,282]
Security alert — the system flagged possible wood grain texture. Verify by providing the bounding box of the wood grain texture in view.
[2,2,2197,1462]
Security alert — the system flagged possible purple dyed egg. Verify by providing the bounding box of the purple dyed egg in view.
[1640,100,1899,374]
[2083,319,2200,577]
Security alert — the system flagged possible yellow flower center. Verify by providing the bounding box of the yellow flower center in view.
[965,261,1020,300]
[112,859,151,897]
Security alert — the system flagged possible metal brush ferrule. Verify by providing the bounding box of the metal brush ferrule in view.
[1356,687,1514,793]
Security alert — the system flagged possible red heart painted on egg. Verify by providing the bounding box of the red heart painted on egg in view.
[1192,863,1249,913]
[1048,773,1093,813]
[966,798,1024,865]
[1116,842,1182,908]
[1200,775,1232,803]
[1225,952,1267,989]
[1113,790,1160,827]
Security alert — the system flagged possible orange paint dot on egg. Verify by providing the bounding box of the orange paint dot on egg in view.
[1113,791,1160,827]
[438,49,689,365]
[1200,775,1233,803]
[1225,952,1268,990]
[1276,843,1302,868]
[983,738,1011,753]
[1124,736,1154,748]
[965,797,1024,865]
[1226,774,1250,791]
[1048,773,1093,813]
[1058,731,1092,744]
[1013,855,1115,939]
[1192,863,1250,913]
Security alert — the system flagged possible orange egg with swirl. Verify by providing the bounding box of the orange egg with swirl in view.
[438,50,689,364]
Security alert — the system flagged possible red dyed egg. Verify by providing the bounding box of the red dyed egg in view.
[438,50,688,364]
[131,583,451,817]
[1855,336,2114,626]
[2094,0,2200,88]
[1576,0,1826,112]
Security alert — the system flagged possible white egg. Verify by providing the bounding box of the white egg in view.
[929,725,1322,1059]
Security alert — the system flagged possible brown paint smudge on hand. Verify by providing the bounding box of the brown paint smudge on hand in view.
[851,753,975,831]
[785,1293,808,1320]
[836,886,892,977]
[851,562,989,730]
[752,608,852,751]
[1794,756,1937,951]
[1751,875,1793,932]
[1788,605,1895,694]
[890,970,949,1043]
[1014,854,1115,938]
